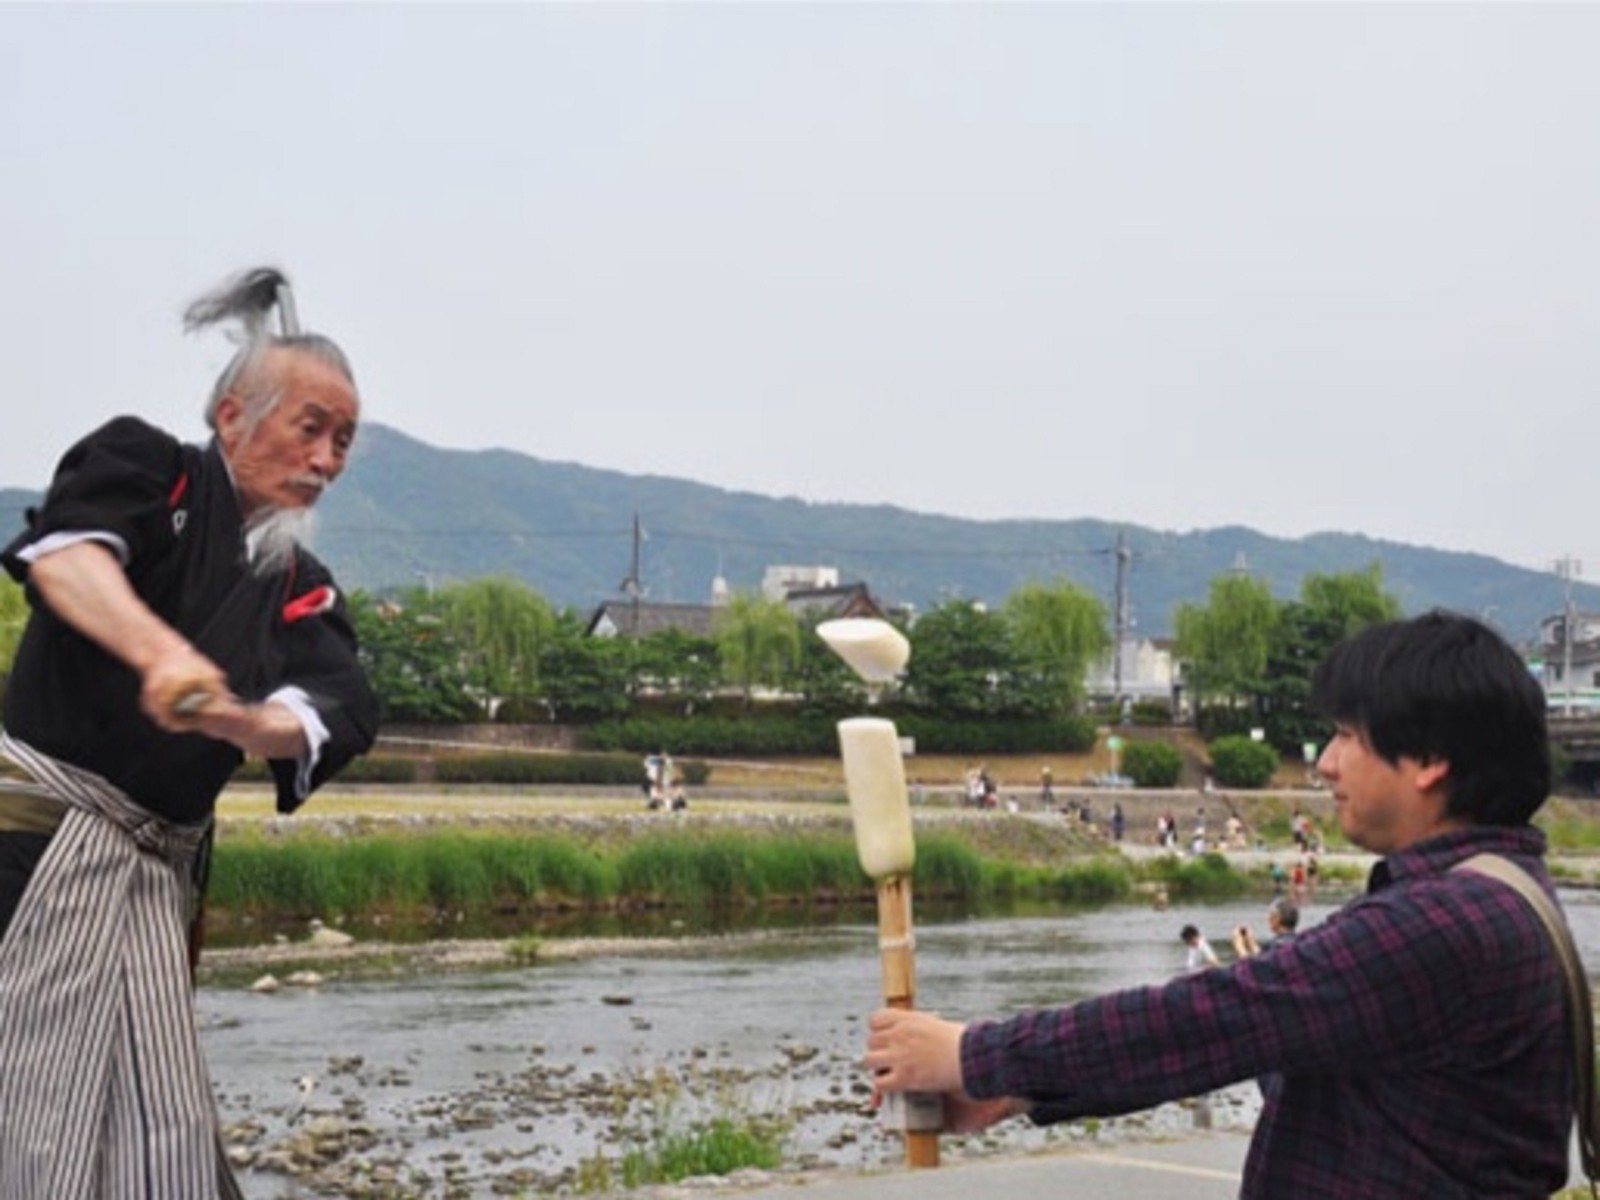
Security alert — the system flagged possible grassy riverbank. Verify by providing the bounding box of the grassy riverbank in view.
[204,782,1600,943]
[205,805,1277,938]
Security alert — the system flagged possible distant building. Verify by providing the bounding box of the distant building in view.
[781,582,885,622]
[1084,636,1179,707]
[588,571,886,639]
[1536,612,1600,711]
[762,565,839,602]
[586,601,718,639]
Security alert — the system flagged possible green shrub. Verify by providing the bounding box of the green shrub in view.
[1129,700,1173,726]
[433,752,654,786]
[232,754,420,784]
[584,716,837,757]
[896,714,1097,755]
[1207,735,1279,789]
[1120,741,1183,788]
[583,713,1095,757]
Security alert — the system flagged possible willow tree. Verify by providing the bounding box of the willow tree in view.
[438,576,556,716]
[715,592,801,706]
[1174,573,1278,715]
[1003,580,1111,716]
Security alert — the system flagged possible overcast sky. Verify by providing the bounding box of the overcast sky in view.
[3,2,1597,580]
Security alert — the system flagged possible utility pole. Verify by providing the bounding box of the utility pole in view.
[1555,557,1582,716]
[1113,531,1131,715]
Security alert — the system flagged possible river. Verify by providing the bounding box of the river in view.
[203,885,1600,1197]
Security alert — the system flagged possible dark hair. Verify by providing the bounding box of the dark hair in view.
[1179,924,1200,942]
[1309,610,1549,826]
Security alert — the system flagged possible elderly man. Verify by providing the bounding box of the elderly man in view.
[1233,896,1300,957]
[0,266,378,1199]
[868,612,1576,1197]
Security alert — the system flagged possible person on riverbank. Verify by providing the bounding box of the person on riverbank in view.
[0,266,378,1199]
[866,611,1576,1197]
[1157,810,1176,848]
[1179,923,1220,971]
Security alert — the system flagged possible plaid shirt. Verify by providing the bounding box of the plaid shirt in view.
[961,825,1573,1198]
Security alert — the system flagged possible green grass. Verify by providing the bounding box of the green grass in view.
[205,825,1260,929]
[505,933,541,964]
[1137,851,1252,900]
[575,1078,789,1193]
[1538,799,1600,852]
[618,1114,786,1185]
[207,830,615,916]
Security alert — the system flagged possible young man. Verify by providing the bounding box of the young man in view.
[867,611,1573,1197]
[0,267,378,1199]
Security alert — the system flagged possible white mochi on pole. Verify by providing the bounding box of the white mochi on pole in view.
[817,618,910,684]
[838,717,916,879]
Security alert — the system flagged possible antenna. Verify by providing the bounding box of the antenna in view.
[619,512,645,599]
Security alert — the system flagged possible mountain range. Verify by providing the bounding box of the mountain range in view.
[1,421,1590,644]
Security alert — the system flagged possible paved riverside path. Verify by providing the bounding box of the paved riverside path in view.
[731,1132,1249,1200]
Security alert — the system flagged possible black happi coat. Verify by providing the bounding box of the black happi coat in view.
[1,416,377,822]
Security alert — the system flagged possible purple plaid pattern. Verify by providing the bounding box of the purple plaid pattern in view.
[961,826,1573,1198]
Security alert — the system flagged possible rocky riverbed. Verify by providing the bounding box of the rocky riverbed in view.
[200,909,1273,1199]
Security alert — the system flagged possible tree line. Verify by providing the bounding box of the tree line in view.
[347,577,1113,725]
[1174,563,1400,754]
[0,566,1405,755]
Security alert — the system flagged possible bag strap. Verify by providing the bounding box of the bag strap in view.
[1453,853,1599,1187]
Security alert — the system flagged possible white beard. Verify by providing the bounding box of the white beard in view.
[245,506,317,576]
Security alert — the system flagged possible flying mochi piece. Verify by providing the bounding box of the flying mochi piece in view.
[816,618,910,683]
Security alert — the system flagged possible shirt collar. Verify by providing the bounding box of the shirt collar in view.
[1366,823,1548,894]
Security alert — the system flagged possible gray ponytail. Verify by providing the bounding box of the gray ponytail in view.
[185,266,356,431]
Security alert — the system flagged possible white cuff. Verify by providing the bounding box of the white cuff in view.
[17,530,131,566]
[265,686,331,800]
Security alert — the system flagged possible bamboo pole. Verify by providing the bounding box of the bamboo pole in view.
[876,873,941,1168]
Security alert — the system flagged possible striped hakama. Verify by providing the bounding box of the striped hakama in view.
[0,733,243,1200]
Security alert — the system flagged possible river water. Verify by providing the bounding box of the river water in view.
[202,886,1600,1197]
